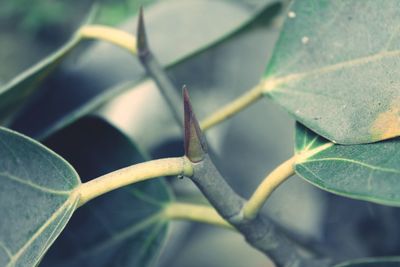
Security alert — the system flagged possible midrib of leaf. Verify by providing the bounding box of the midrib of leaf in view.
[0,172,71,195]
[6,196,78,267]
[262,48,400,93]
[302,158,400,174]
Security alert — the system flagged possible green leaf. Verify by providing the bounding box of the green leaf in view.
[0,127,80,266]
[263,0,400,144]
[335,257,400,267]
[294,123,400,206]
[10,0,282,139]
[41,116,172,267]
[0,36,80,124]
[0,2,102,124]
[0,6,98,124]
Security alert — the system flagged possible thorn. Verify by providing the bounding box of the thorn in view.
[137,7,150,59]
[183,86,208,162]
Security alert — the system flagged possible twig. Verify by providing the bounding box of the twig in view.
[136,8,183,127]
[182,88,330,267]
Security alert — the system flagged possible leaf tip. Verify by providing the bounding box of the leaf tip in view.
[183,86,208,162]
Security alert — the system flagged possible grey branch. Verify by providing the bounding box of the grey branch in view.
[183,88,331,267]
[136,8,183,127]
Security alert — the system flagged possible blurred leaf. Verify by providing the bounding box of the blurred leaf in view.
[10,0,282,139]
[263,0,400,144]
[335,257,400,267]
[0,5,99,124]
[42,116,172,267]
[0,0,73,32]
[0,36,80,124]
[295,123,400,206]
[0,127,80,266]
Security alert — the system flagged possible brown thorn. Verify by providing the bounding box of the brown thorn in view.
[183,86,208,162]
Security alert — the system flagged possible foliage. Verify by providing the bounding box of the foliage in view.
[1,0,399,266]
[263,0,400,144]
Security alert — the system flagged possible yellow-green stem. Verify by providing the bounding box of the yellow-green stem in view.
[163,202,234,230]
[77,24,137,54]
[77,157,193,207]
[200,83,263,130]
[243,157,295,220]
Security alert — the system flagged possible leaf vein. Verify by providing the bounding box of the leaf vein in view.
[265,48,400,92]
[0,241,12,259]
[7,198,74,266]
[0,172,71,195]
[302,158,400,174]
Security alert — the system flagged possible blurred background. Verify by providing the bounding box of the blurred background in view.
[2,0,400,266]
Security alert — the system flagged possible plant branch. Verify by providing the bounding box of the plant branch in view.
[78,25,137,54]
[200,83,264,130]
[136,9,269,131]
[163,202,234,230]
[243,157,296,220]
[182,88,330,267]
[77,157,193,207]
[136,8,183,127]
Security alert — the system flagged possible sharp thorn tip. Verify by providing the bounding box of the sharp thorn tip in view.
[183,86,208,162]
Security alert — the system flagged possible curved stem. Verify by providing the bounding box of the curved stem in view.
[77,157,193,207]
[77,25,137,54]
[200,83,263,130]
[163,202,234,230]
[243,156,296,220]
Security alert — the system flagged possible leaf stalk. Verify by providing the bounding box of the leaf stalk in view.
[77,157,192,207]
[243,157,295,220]
[163,202,234,230]
[78,25,137,54]
[200,83,264,130]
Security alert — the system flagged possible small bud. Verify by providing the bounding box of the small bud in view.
[183,86,208,162]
